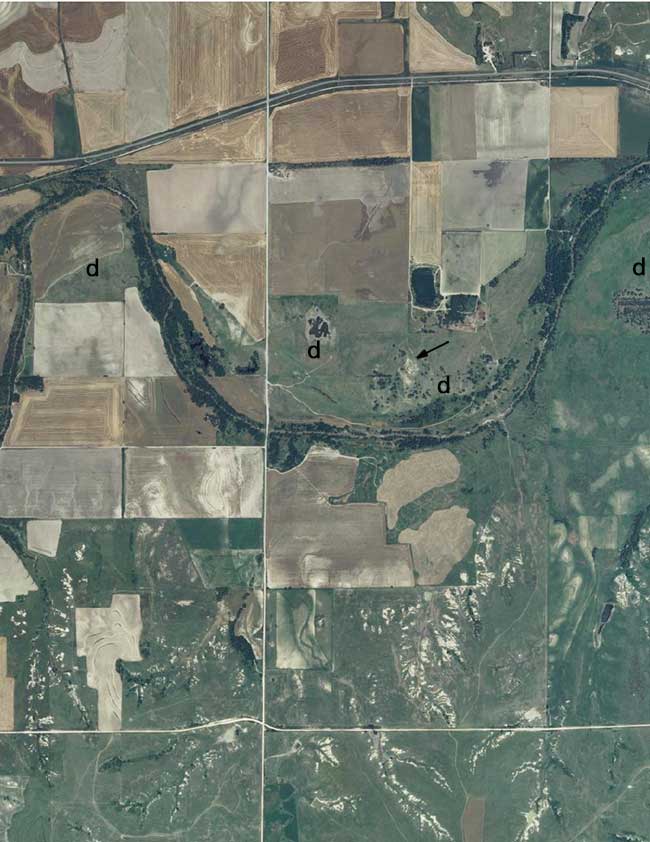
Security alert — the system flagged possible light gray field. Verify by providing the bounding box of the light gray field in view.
[147,164,266,234]
[0,537,37,602]
[475,82,549,159]
[26,520,62,558]
[0,448,121,518]
[442,159,528,230]
[125,3,169,141]
[441,231,482,295]
[124,287,175,377]
[34,302,124,377]
[125,446,264,518]
[76,594,143,731]
[67,14,127,92]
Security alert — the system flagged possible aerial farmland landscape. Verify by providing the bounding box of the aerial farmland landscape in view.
[2,1,650,840]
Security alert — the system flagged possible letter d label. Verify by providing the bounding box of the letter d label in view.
[307,340,321,359]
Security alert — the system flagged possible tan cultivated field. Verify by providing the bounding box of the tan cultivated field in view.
[0,65,58,157]
[269,163,409,301]
[0,189,39,234]
[76,594,142,732]
[75,91,126,151]
[550,86,619,158]
[0,265,18,370]
[159,262,213,344]
[119,112,265,164]
[0,448,122,518]
[462,796,487,842]
[408,5,476,73]
[338,21,404,76]
[267,446,414,588]
[6,379,123,447]
[271,89,410,163]
[410,162,442,266]
[271,2,379,92]
[212,375,266,424]
[0,637,14,732]
[399,505,475,584]
[124,377,217,446]
[34,301,124,377]
[125,446,264,518]
[147,164,266,234]
[378,449,461,529]
[157,234,265,341]
[170,3,266,125]
[30,191,124,299]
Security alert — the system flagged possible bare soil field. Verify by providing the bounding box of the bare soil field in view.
[338,21,404,76]
[170,3,266,125]
[0,65,57,157]
[0,4,58,53]
[30,191,125,299]
[120,112,265,164]
[0,447,122,518]
[408,5,476,73]
[269,163,409,301]
[147,164,266,234]
[270,202,409,301]
[410,162,442,266]
[125,446,264,518]
[271,3,379,92]
[399,505,475,585]
[34,301,124,376]
[156,233,265,341]
[60,2,125,42]
[5,379,123,447]
[267,446,414,588]
[377,449,461,529]
[271,89,410,163]
[124,287,175,377]
[124,377,217,446]
[75,91,126,151]
[26,519,62,558]
[550,86,619,158]
[0,189,39,234]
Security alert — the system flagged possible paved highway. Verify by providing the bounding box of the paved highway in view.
[0,65,648,169]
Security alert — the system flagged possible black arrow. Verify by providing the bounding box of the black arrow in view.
[416,341,449,360]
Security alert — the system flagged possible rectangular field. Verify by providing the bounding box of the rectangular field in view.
[5,379,123,447]
[0,448,121,518]
[125,446,264,518]
[270,89,410,163]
